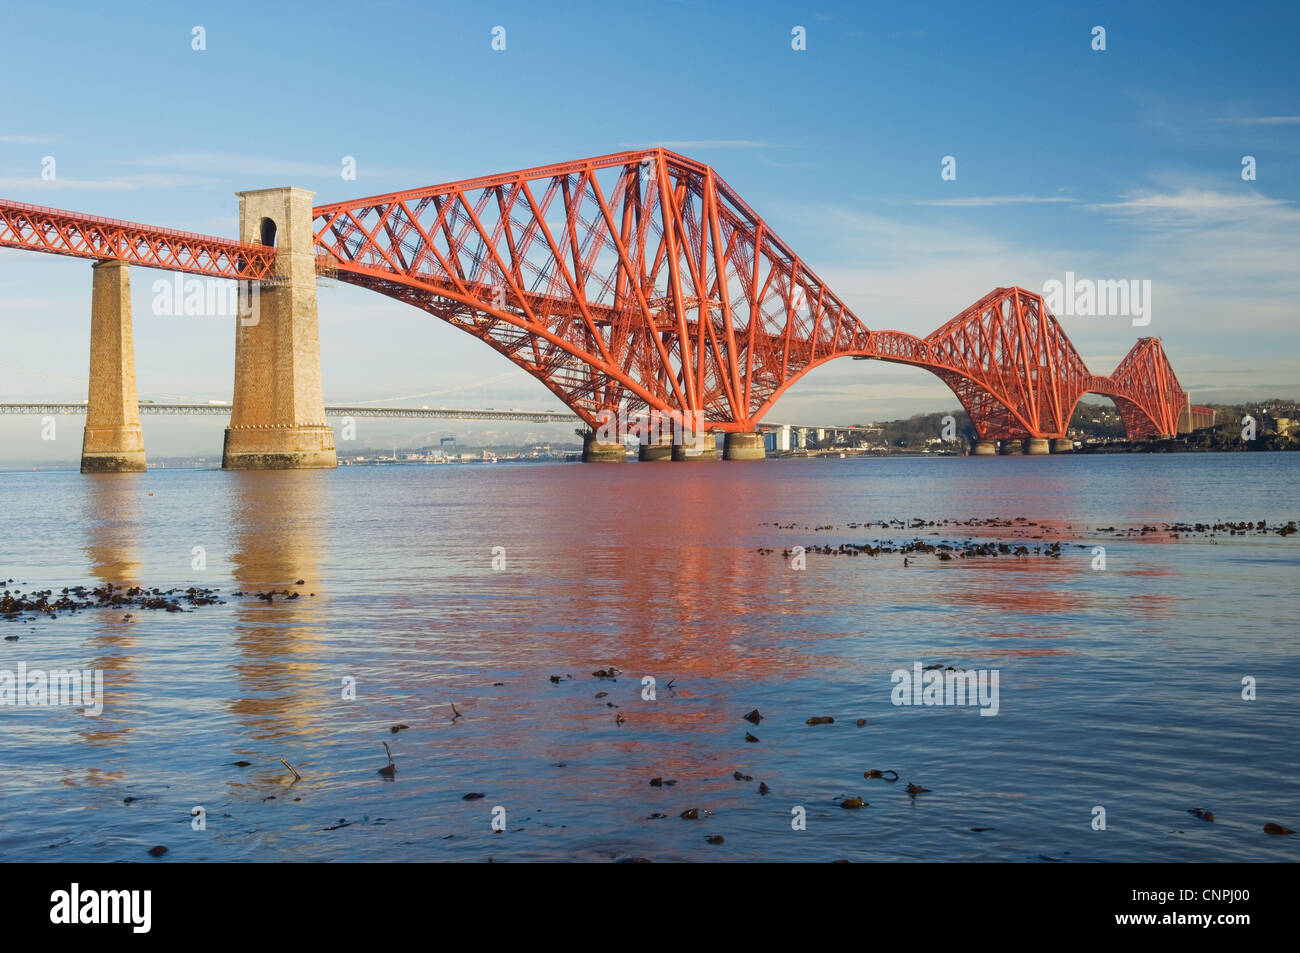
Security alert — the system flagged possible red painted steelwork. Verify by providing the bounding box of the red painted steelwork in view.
[0,198,277,279]
[0,154,1194,442]
[311,152,1192,440]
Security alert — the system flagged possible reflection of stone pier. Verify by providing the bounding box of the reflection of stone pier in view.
[227,471,328,737]
[78,477,143,747]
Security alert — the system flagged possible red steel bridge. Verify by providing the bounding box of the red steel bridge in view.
[0,149,1208,447]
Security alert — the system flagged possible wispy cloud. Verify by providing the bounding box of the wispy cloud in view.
[763,179,1300,422]
[123,152,340,179]
[637,140,777,150]
[1087,189,1288,222]
[117,152,437,186]
[0,172,220,192]
[0,176,134,191]
[1080,187,1300,326]
[0,134,55,144]
[1216,116,1300,125]
[916,195,1077,207]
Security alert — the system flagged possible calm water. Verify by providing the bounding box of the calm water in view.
[0,453,1296,862]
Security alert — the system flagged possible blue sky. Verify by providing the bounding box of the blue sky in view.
[1,0,1297,458]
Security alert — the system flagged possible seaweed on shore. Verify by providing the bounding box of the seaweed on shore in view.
[766,537,1066,561]
[0,581,224,621]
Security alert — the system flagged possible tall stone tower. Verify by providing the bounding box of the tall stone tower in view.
[222,187,336,469]
[81,259,147,472]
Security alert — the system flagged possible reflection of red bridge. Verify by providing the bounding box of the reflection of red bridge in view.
[0,149,1209,469]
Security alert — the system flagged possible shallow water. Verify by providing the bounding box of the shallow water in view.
[0,453,1296,862]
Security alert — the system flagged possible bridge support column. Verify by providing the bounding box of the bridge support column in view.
[1051,438,1074,453]
[638,435,673,461]
[723,432,765,460]
[999,440,1023,455]
[582,431,626,462]
[81,260,146,473]
[223,187,336,470]
[1025,438,1050,455]
[672,428,718,461]
[971,439,997,456]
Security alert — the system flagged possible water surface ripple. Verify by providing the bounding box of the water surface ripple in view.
[0,453,1296,862]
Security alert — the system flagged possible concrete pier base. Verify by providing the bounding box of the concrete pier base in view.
[81,260,146,473]
[999,440,1024,455]
[723,432,765,460]
[672,429,718,461]
[222,427,338,469]
[81,447,147,473]
[583,432,626,462]
[972,439,998,456]
[638,436,674,461]
[1050,438,1074,453]
[1025,437,1051,455]
[223,187,337,470]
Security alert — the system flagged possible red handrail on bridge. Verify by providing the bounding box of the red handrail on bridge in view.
[0,197,277,279]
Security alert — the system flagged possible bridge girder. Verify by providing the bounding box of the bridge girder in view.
[0,155,1192,444]
[310,155,1190,441]
[0,198,276,279]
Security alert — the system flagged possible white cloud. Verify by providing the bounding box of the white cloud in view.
[0,172,220,192]
[117,152,437,186]
[0,177,134,191]
[639,140,776,150]
[1088,189,1288,220]
[123,152,340,179]
[1216,116,1300,125]
[915,195,1077,207]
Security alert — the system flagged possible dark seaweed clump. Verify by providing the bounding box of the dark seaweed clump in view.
[0,580,223,621]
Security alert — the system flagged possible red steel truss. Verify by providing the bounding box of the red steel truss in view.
[0,153,1193,442]
[891,287,1186,439]
[1107,336,1187,438]
[311,150,1192,440]
[311,149,867,432]
[0,198,277,279]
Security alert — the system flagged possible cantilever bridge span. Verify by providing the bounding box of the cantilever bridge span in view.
[309,150,1204,445]
[0,149,1208,470]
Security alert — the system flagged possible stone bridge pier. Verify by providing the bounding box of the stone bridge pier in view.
[81,259,146,473]
[223,187,336,469]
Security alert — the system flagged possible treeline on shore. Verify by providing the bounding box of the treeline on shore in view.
[814,398,1300,452]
